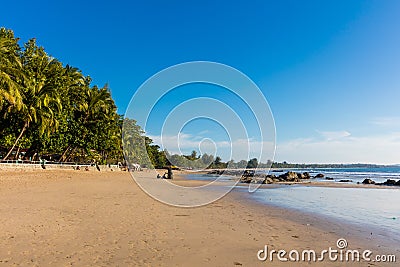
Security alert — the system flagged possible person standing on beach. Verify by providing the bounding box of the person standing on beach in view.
[167,166,173,179]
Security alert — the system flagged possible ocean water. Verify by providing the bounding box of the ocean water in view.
[250,186,400,236]
[186,167,400,240]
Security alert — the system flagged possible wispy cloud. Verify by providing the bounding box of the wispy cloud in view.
[149,130,400,164]
[276,132,400,164]
[148,134,275,162]
[370,117,400,127]
[317,130,351,140]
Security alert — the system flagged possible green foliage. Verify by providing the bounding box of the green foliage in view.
[0,28,124,163]
[246,158,259,169]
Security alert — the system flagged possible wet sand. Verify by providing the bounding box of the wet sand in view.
[0,169,397,266]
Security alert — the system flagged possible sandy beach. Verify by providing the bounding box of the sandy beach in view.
[0,169,398,266]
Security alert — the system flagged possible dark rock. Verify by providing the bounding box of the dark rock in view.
[383,179,396,185]
[297,172,311,179]
[339,179,352,183]
[264,177,274,184]
[242,170,255,177]
[315,173,324,178]
[279,171,299,181]
[297,173,305,179]
[256,173,267,178]
[325,177,334,180]
[251,178,265,184]
[240,177,252,183]
[362,178,375,184]
[395,180,400,186]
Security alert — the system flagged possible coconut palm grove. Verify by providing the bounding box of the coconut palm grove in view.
[0,28,140,165]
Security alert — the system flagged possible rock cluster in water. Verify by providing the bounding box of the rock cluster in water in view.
[207,170,321,184]
[207,170,400,186]
[362,178,400,186]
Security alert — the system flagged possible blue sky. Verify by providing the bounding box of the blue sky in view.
[2,0,400,164]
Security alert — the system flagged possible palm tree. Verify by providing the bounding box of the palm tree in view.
[3,39,63,160]
[59,84,117,162]
[0,28,23,113]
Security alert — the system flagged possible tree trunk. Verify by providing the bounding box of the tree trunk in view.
[59,145,71,162]
[65,147,77,162]
[15,146,21,160]
[3,122,28,161]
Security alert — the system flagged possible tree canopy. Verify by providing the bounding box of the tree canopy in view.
[0,28,125,164]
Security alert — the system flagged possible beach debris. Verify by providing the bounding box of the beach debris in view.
[314,173,324,178]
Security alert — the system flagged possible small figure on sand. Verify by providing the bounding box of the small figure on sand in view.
[40,158,46,169]
[168,167,173,179]
[164,167,173,179]
[95,162,100,171]
[156,167,173,179]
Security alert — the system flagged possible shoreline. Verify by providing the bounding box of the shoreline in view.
[232,185,400,247]
[180,171,400,244]
[0,169,398,266]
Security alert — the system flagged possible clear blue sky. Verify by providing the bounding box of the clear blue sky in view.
[2,0,400,164]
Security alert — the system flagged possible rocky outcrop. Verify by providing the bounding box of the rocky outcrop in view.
[238,171,317,184]
[379,179,397,186]
[218,168,400,186]
[279,171,299,182]
[362,178,400,186]
[362,178,375,184]
[297,172,311,179]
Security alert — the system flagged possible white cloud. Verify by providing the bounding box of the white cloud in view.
[276,132,400,164]
[317,130,351,140]
[148,134,275,162]
[149,131,400,164]
[370,117,400,127]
